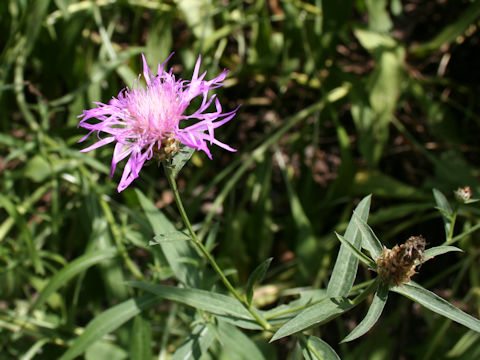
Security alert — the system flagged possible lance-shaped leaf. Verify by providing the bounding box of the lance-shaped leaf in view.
[171,146,195,177]
[210,320,266,360]
[433,188,453,240]
[334,232,377,269]
[150,231,191,245]
[423,246,462,262]
[270,297,353,342]
[392,282,480,333]
[127,282,262,330]
[341,281,389,342]
[130,314,152,360]
[353,212,383,258]
[245,257,273,305]
[172,324,215,360]
[299,335,341,360]
[136,189,201,287]
[327,195,371,297]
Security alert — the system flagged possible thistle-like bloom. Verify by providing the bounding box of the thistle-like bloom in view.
[78,54,237,192]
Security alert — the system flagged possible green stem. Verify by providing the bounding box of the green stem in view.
[446,211,457,244]
[163,163,271,331]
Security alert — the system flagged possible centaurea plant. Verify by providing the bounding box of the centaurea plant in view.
[78,54,269,330]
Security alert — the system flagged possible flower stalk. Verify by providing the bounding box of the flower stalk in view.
[163,163,271,331]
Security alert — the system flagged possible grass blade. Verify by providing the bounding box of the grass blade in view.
[60,295,159,360]
[31,248,117,310]
[130,315,152,360]
[245,257,273,305]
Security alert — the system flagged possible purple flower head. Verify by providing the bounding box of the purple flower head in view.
[78,53,238,192]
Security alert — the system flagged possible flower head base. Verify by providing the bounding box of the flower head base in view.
[78,53,238,192]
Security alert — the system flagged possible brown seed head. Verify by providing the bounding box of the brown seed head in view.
[376,236,426,286]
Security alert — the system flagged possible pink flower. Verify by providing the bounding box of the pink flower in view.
[78,53,238,192]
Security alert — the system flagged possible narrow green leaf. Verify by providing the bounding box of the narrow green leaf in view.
[127,282,261,329]
[423,246,463,262]
[136,190,201,287]
[211,320,265,360]
[392,282,480,333]
[60,295,159,360]
[299,335,341,360]
[334,232,376,269]
[31,248,117,310]
[245,257,273,305]
[411,1,480,55]
[341,282,388,343]
[263,289,327,322]
[24,0,51,55]
[130,315,152,360]
[172,324,215,360]
[365,0,393,32]
[85,342,128,360]
[353,212,383,258]
[433,188,453,239]
[270,297,353,342]
[171,146,195,177]
[150,231,191,245]
[0,194,44,274]
[446,330,480,357]
[327,195,371,297]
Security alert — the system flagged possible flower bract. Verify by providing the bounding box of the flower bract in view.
[78,53,238,192]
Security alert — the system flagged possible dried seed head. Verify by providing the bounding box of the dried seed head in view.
[376,236,426,286]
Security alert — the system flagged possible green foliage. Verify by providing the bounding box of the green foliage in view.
[1,0,480,359]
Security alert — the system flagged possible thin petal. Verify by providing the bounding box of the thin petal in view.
[79,136,115,152]
[142,54,151,86]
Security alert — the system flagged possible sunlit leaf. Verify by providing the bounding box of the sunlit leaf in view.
[127,282,262,330]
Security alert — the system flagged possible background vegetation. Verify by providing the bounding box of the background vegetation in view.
[1,0,479,359]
